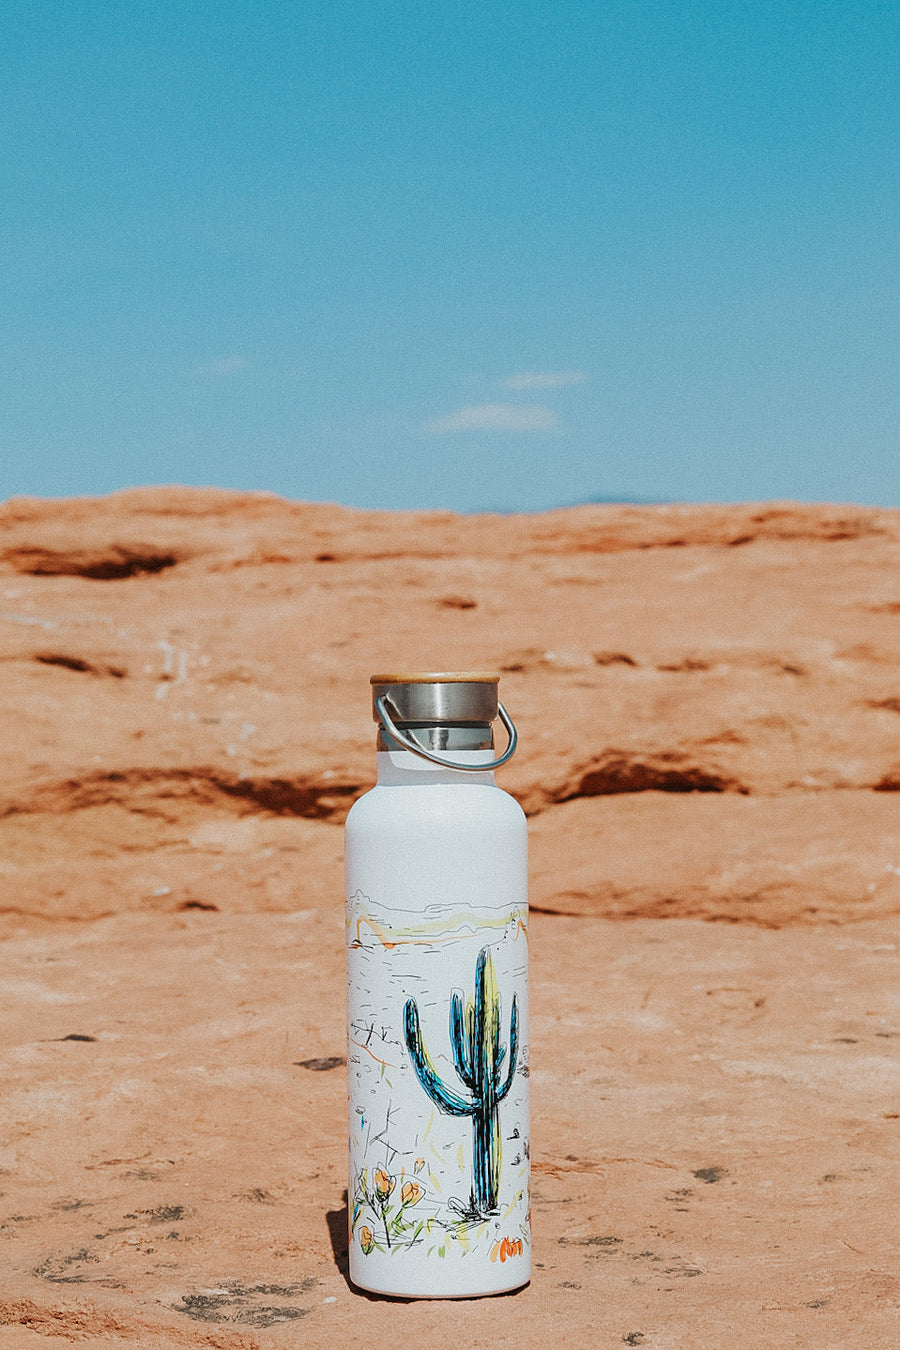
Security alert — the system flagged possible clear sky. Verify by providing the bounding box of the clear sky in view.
[2,1,898,511]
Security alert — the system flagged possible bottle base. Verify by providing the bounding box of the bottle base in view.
[349,1272,531,1300]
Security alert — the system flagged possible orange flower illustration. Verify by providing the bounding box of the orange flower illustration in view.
[490,1235,524,1262]
[400,1180,423,1207]
[414,1157,425,1174]
[374,1168,395,1198]
[359,1225,375,1254]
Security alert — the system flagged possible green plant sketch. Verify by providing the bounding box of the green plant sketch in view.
[403,946,518,1219]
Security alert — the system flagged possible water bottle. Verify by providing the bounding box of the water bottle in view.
[345,672,530,1298]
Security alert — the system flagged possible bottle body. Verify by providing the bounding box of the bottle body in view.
[345,749,530,1297]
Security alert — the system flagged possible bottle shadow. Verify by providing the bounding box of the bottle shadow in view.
[325,1192,351,1284]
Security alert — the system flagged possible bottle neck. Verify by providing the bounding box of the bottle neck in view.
[375,721,493,755]
[375,748,497,787]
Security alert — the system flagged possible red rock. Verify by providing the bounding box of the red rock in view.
[1,489,898,925]
[1,490,898,1344]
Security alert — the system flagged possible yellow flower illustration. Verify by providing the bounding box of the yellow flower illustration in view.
[400,1180,423,1207]
[374,1168,395,1198]
[359,1225,375,1254]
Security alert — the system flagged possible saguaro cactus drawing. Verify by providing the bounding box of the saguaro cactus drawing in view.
[403,947,518,1218]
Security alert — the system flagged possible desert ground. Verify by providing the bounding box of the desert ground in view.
[0,489,898,1347]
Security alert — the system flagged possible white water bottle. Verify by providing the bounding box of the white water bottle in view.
[345,673,530,1298]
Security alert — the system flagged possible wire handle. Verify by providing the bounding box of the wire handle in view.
[375,694,518,772]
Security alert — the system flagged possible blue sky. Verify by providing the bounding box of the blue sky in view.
[2,0,898,510]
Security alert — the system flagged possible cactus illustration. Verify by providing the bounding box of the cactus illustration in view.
[403,947,518,1218]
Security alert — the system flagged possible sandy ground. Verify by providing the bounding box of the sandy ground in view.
[1,910,898,1348]
[1,490,898,1345]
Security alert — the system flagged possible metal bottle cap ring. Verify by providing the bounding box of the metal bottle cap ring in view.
[374,694,518,772]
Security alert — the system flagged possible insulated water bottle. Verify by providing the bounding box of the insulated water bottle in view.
[345,672,530,1297]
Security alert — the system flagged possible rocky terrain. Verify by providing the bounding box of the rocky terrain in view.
[0,489,897,1346]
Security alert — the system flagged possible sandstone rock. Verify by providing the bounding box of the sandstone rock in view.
[1,490,899,1346]
[1,911,898,1347]
[1,489,897,925]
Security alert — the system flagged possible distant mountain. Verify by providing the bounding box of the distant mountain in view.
[469,493,669,514]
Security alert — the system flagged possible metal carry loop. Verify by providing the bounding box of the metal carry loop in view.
[374,694,518,772]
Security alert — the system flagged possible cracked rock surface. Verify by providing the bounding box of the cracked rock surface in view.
[1,912,898,1348]
[2,488,898,926]
[1,489,898,1346]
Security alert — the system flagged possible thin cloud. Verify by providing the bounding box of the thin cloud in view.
[423,403,559,434]
[193,355,249,376]
[502,370,586,390]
